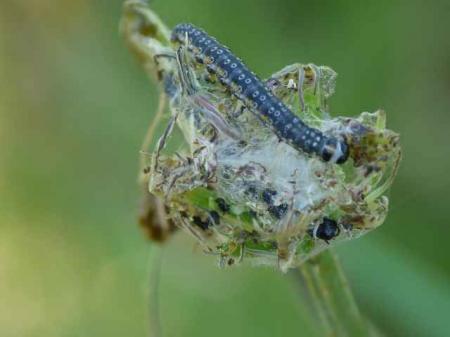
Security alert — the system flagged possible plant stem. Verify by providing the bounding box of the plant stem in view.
[299,263,334,336]
[293,251,382,337]
[148,245,163,337]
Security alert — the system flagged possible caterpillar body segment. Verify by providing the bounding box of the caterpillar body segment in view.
[171,23,349,164]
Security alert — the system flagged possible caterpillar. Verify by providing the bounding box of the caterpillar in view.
[171,23,349,164]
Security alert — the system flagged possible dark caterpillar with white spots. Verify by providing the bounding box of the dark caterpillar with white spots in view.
[171,23,349,164]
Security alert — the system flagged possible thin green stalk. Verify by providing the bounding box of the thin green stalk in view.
[147,245,163,337]
[311,261,345,337]
[294,251,382,337]
[299,263,334,336]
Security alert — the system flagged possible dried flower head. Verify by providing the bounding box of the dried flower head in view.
[122,0,401,271]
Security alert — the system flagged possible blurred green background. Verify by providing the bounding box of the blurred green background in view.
[1,0,449,336]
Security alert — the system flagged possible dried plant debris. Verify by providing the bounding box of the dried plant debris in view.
[122,0,401,271]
